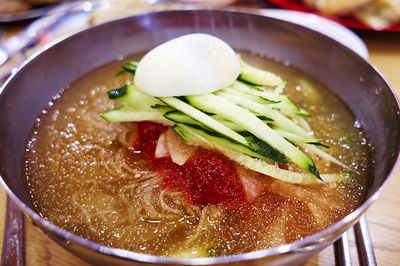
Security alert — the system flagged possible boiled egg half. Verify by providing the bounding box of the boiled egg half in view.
[135,33,240,97]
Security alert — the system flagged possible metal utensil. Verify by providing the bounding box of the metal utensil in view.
[334,231,352,266]
[1,198,24,266]
[354,216,377,266]
[0,0,106,67]
[334,215,377,266]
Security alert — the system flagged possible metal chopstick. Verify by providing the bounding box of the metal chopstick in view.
[354,215,377,266]
[334,231,352,266]
[1,198,25,266]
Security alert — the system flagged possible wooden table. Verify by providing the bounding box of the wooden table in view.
[0,6,400,266]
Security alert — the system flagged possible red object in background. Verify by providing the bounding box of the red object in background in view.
[132,122,247,207]
[268,0,400,32]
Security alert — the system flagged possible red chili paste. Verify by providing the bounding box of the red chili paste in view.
[132,122,247,207]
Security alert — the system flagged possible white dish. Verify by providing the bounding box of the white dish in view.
[30,7,370,61]
[258,9,369,59]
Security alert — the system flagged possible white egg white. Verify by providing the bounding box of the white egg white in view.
[135,33,240,97]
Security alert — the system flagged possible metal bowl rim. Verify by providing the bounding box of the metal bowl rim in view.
[1,9,400,265]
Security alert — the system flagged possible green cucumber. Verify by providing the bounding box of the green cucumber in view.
[100,59,354,183]
[244,135,287,164]
[117,60,138,76]
[175,125,344,184]
[215,144,347,184]
[160,97,248,146]
[164,111,206,128]
[217,92,310,137]
[222,87,278,105]
[165,111,245,132]
[305,144,349,169]
[275,97,310,117]
[228,83,310,117]
[273,81,286,95]
[292,116,312,132]
[107,85,162,107]
[228,83,278,102]
[274,130,329,148]
[239,61,283,87]
[101,106,171,124]
[162,99,286,164]
[173,124,272,161]
[107,85,129,99]
[186,94,320,179]
[213,118,245,131]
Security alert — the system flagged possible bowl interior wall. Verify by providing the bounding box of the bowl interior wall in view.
[0,9,398,225]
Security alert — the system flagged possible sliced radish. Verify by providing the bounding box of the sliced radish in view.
[166,128,197,165]
[155,131,170,158]
[238,167,271,202]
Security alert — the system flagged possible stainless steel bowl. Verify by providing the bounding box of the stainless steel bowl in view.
[0,9,399,266]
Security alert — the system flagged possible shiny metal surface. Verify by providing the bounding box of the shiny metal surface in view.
[0,48,7,66]
[354,216,377,266]
[0,0,106,67]
[334,232,352,266]
[0,3,59,23]
[0,10,399,266]
[1,198,25,266]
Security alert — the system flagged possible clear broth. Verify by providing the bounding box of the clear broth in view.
[24,52,369,257]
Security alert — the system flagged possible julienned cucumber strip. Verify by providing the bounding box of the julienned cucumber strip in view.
[269,112,311,137]
[151,104,171,109]
[175,126,345,184]
[223,87,278,104]
[307,142,330,148]
[230,82,278,102]
[165,111,245,132]
[232,81,309,116]
[273,129,347,168]
[292,116,312,132]
[177,126,350,184]
[257,115,273,122]
[216,145,348,184]
[107,85,129,99]
[239,61,283,87]
[273,81,286,95]
[164,111,206,128]
[275,130,329,148]
[305,144,349,169]
[159,97,248,146]
[226,87,307,118]
[166,111,320,161]
[217,92,311,137]
[173,124,273,161]
[107,85,163,107]
[186,94,321,179]
[117,60,138,76]
[213,118,244,131]
[226,84,310,117]
[281,98,310,117]
[244,135,288,164]
[161,98,288,164]
[101,106,171,124]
